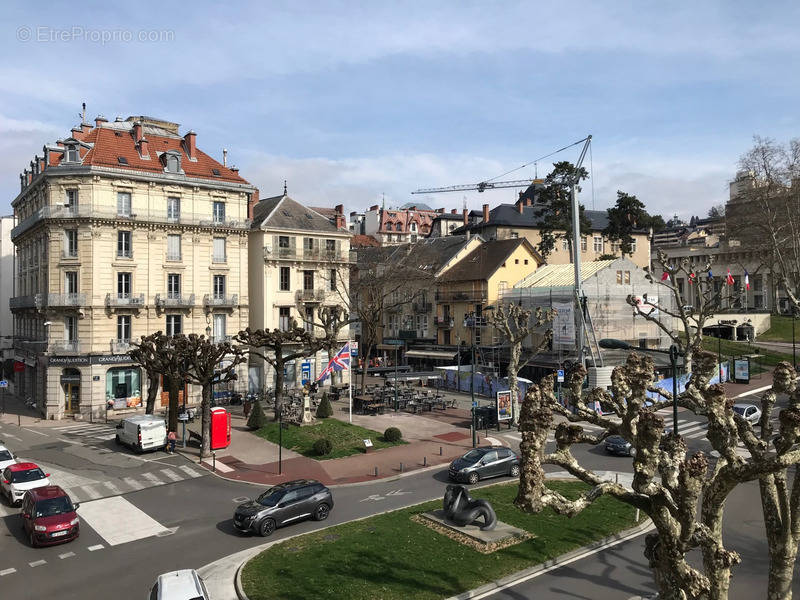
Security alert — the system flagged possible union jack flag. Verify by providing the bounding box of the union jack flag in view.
[316,342,351,382]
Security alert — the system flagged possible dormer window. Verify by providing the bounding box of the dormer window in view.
[65,145,79,163]
[162,150,182,174]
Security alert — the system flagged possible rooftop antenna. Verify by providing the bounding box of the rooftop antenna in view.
[534,161,538,178]
[381,193,385,211]
[283,180,287,195]
[79,102,86,123]
[222,148,228,167]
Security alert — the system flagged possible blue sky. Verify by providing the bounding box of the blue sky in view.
[2,1,799,219]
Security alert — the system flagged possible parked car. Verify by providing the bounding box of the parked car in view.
[148,569,209,600]
[1,462,50,506]
[115,415,167,453]
[604,435,635,457]
[733,403,762,425]
[20,486,79,547]
[233,479,333,537]
[0,444,17,471]
[448,446,520,484]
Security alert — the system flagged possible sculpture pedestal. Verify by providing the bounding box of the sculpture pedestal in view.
[301,394,314,425]
[414,510,531,553]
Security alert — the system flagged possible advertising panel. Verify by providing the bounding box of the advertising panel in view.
[497,389,513,422]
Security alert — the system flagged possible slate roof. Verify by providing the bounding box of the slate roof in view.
[453,203,611,234]
[438,238,537,283]
[252,194,342,232]
[354,235,471,275]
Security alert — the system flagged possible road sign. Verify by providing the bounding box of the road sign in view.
[0,380,7,388]
[350,341,358,357]
[301,361,311,385]
[557,370,565,383]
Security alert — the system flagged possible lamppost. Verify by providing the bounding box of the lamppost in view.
[599,339,682,435]
[470,341,477,448]
[793,309,797,369]
[206,324,214,407]
[394,344,399,412]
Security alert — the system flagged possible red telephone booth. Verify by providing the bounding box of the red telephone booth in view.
[210,407,231,450]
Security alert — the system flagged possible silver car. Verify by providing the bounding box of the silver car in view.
[448,446,520,484]
[733,403,762,424]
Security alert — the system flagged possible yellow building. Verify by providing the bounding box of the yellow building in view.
[434,238,542,347]
[249,192,351,389]
[11,115,257,420]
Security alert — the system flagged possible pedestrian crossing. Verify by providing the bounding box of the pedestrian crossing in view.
[62,463,206,503]
[51,422,118,444]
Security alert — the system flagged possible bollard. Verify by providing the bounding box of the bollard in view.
[213,452,216,472]
[400,462,404,473]
[615,473,619,484]
[374,466,378,477]
[439,446,443,456]
[18,414,20,426]
[635,508,640,522]
[423,456,427,467]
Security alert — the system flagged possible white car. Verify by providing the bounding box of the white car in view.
[733,403,762,425]
[148,569,210,600]
[0,445,17,471]
[1,462,50,506]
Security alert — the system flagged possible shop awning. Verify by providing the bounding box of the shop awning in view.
[404,350,457,360]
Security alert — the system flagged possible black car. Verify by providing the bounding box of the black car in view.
[604,435,635,457]
[233,479,333,537]
[448,446,520,484]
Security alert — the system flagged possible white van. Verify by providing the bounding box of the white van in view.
[115,415,167,453]
[148,569,209,600]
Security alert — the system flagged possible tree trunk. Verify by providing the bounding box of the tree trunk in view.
[767,546,797,600]
[360,342,374,393]
[167,375,179,433]
[273,360,285,421]
[145,373,159,415]
[508,343,521,426]
[200,383,212,458]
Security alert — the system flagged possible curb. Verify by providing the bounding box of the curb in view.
[234,561,248,600]
[444,517,654,600]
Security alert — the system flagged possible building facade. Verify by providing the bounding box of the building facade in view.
[249,193,352,390]
[0,216,14,355]
[362,203,438,245]
[11,115,256,420]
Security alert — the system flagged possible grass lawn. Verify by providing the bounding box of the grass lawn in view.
[253,418,406,460]
[241,480,639,600]
[701,336,793,374]
[758,315,796,342]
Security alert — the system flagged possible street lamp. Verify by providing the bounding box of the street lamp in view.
[599,338,682,436]
[394,345,399,412]
[792,309,797,370]
[469,341,477,448]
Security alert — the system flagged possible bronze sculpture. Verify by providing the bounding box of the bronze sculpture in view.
[443,484,497,531]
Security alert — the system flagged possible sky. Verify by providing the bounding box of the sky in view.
[2,1,799,220]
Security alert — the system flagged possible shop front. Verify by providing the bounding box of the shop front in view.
[61,368,81,414]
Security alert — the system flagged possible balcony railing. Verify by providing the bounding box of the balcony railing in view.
[434,316,454,328]
[50,340,83,354]
[61,249,79,259]
[295,289,325,303]
[116,250,134,259]
[211,335,233,344]
[46,293,86,307]
[13,339,47,352]
[155,293,195,308]
[263,247,350,262]
[203,293,238,308]
[105,293,145,307]
[166,252,182,261]
[11,204,252,240]
[463,316,488,328]
[434,289,488,303]
[111,339,131,353]
[10,295,37,310]
[212,255,227,264]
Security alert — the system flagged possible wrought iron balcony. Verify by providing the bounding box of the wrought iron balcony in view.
[111,339,131,353]
[46,293,86,307]
[263,246,349,262]
[61,249,79,260]
[434,316,454,328]
[434,289,488,303]
[105,293,145,308]
[203,293,239,308]
[155,293,195,308]
[10,295,37,310]
[211,335,233,344]
[295,289,325,303]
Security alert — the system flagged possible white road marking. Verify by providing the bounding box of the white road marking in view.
[0,568,16,576]
[102,481,122,495]
[122,477,144,490]
[141,472,164,486]
[78,496,169,546]
[160,469,182,482]
[77,485,102,500]
[22,428,48,437]
[58,552,75,559]
[504,433,522,442]
[28,560,46,567]
[87,544,104,551]
[4,434,21,441]
[483,437,501,446]
[58,437,85,446]
[203,459,233,473]
[178,465,204,478]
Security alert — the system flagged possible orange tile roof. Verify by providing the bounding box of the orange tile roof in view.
[49,124,250,185]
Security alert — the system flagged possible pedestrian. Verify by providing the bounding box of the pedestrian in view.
[167,429,177,454]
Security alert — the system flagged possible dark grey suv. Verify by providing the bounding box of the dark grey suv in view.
[448,446,520,484]
[233,479,333,537]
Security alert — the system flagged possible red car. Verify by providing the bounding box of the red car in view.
[20,486,80,547]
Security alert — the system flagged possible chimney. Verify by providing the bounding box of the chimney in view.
[132,121,142,143]
[222,148,228,167]
[451,208,457,215]
[26,170,32,185]
[71,127,83,140]
[482,204,489,223]
[94,115,107,128]
[518,201,524,214]
[230,166,239,173]
[334,204,343,215]
[437,207,444,213]
[248,189,260,220]
[39,157,45,172]
[184,130,197,160]
[369,205,379,212]
[138,136,150,159]
[81,122,92,134]
[350,211,358,217]
[463,208,468,226]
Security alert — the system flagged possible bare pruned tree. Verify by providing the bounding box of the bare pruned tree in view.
[515,351,800,600]
[489,303,554,425]
[295,302,350,386]
[235,324,326,419]
[128,331,170,415]
[627,249,723,372]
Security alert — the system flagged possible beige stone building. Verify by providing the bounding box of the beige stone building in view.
[10,115,257,420]
[248,192,352,390]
